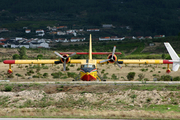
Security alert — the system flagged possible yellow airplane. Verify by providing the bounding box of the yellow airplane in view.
[3,35,175,81]
[3,34,122,81]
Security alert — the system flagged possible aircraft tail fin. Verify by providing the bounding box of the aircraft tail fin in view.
[164,42,179,60]
[164,42,180,71]
[89,34,92,60]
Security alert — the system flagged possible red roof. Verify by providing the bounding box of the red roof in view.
[154,35,165,37]
[0,38,7,41]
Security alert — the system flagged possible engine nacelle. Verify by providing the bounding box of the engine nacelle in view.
[166,69,171,73]
[8,69,13,74]
[61,54,70,63]
[107,54,117,63]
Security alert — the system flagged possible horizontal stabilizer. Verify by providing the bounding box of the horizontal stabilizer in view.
[172,63,179,71]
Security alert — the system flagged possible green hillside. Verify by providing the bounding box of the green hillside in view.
[0,0,180,37]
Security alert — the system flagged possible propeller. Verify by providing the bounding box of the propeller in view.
[99,46,122,68]
[54,51,76,71]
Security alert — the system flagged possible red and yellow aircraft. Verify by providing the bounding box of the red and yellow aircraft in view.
[3,34,177,81]
[3,34,122,81]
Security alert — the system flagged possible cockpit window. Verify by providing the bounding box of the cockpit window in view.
[88,64,92,68]
[81,64,95,68]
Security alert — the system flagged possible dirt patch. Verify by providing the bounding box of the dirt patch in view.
[0,84,180,119]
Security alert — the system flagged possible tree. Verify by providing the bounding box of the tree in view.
[12,54,20,59]
[18,46,27,59]
[161,53,166,59]
[166,55,171,60]
[127,72,135,81]
[138,73,145,81]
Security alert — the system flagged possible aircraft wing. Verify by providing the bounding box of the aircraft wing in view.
[3,59,86,64]
[60,52,122,55]
[116,59,173,64]
[95,59,173,64]
[4,59,174,65]
[3,60,60,64]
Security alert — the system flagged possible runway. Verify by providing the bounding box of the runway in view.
[2,80,180,84]
[0,118,134,120]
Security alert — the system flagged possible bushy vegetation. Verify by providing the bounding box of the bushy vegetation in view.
[7,73,14,78]
[127,72,135,81]
[33,73,43,78]
[26,69,34,76]
[138,73,145,81]
[4,85,12,91]
[160,75,172,81]
[67,72,78,78]
[37,54,43,59]
[43,73,48,78]
[111,74,118,80]
[101,69,105,74]
[103,73,108,79]
[140,68,148,72]
[69,64,75,67]
[15,73,22,77]
[51,71,67,79]
[173,76,180,81]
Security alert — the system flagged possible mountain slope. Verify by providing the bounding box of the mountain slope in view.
[0,0,180,36]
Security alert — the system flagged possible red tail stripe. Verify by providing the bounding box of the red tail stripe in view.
[163,60,173,64]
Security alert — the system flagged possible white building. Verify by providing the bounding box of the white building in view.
[87,29,100,31]
[99,36,125,41]
[15,37,24,41]
[56,38,69,42]
[36,29,45,36]
[29,42,49,48]
[110,37,125,41]
[11,43,30,48]
[66,30,77,36]
[137,36,145,40]
[25,29,31,33]
[70,38,85,42]
[57,31,66,35]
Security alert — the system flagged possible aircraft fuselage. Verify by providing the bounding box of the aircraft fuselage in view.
[80,62,98,81]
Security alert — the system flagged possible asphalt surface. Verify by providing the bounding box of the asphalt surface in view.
[2,81,180,84]
[0,118,134,120]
